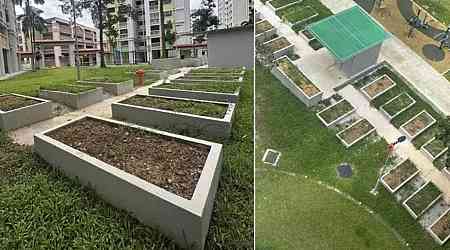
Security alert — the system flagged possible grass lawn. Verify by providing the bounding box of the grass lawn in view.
[157,83,240,94]
[0,65,155,97]
[414,0,450,25]
[0,70,254,249]
[256,170,408,250]
[269,0,299,9]
[255,63,445,249]
[40,84,97,94]
[290,0,333,32]
[276,4,317,24]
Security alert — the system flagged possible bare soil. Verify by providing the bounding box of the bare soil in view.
[382,160,418,190]
[0,95,42,112]
[340,120,374,145]
[403,112,434,136]
[47,117,211,200]
[363,75,395,98]
[431,212,450,241]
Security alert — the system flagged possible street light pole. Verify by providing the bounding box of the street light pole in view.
[71,0,80,81]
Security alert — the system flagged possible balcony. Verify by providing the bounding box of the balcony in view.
[150,30,160,37]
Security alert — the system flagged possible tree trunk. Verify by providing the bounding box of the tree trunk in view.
[26,0,35,71]
[159,0,166,58]
[32,26,37,70]
[98,0,106,67]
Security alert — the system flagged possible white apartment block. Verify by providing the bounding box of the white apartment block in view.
[107,0,191,64]
[17,17,100,68]
[218,0,252,29]
[0,0,19,76]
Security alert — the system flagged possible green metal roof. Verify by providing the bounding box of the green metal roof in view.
[307,6,390,61]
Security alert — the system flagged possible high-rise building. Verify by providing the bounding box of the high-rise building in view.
[106,0,191,64]
[17,17,100,68]
[0,0,19,76]
[218,0,253,29]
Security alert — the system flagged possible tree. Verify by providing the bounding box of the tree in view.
[15,0,46,71]
[437,117,450,167]
[159,0,166,58]
[191,0,219,42]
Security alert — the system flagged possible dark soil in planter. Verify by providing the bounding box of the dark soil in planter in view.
[431,211,450,241]
[337,163,352,178]
[47,117,211,200]
[0,95,42,112]
[121,95,228,119]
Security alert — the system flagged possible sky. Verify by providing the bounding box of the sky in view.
[15,0,206,27]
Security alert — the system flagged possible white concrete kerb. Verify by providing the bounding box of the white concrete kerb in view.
[427,207,450,245]
[360,74,397,100]
[399,110,437,140]
[402,181,443,219]
[380,158,420,193]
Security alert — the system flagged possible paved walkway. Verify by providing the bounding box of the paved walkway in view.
[340,85,450,201]
[10,68,189,145]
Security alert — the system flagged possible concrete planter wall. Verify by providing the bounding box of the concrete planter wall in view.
[112,95,236,140]
[39,87,104,109]
[78,79,134,96]
[34,116,223,250]
[427,208,450,245]
[0,94,52,131]
[271,59,322,107]
[402,181,443,219]
[380,159,420,193]
[149,86,240,103]
[400,110,436,140]
[263,37,294,60]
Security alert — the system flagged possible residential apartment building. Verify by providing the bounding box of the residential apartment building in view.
[0,0,19,76]
[17,17,99,68]
[218,0,253,29]
[107,0,191,64]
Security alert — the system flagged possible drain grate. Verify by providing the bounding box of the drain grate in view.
[262,149,281,167]
[337,163,353,178]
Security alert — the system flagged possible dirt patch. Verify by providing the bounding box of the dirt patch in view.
[47,117,211,200]
[120,95,228,119]
[403,112,434,136]
[362,75,395,98]
[0,95,42,112]
[382,160,418,190]
[431,211,450,241]
[339,119,374,145]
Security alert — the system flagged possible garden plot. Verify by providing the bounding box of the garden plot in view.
[336,119,376,148]
[316,99,356,127]
[381,159,420,193]
[400,111,436,139]
[276,4,318,27]
[268,0,301,10]
[380,92,416,120]
[0,94,52,131]
[272,56,322,107]
[178,74,243,82]
[361,75,397,100]
[190,67,245,75]
[112,95,235,140]
[34,116,223,250]
[39,84,103,109]
[403,181,443,219]
[256,20,276,42]
[149,83,240,103]
[428,208,450,245]
[421,137,448,162]
[78,77,134,95]
[263,36,294,59]
[394,174,427,202]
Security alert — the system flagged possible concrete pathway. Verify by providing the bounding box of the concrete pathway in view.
[10,68,190,146]
[340,85,450,201]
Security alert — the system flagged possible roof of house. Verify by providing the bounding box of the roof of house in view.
[307,6,390,61]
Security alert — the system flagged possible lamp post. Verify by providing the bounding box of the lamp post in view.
[370,136,407,195]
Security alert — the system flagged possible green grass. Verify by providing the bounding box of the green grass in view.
[424,138,447,158]
[0,70,253,249]
[121,95,229,119]
[269,0,299,8]
[405,182,441,216]
[157,83,240,94]
[40,84,97,94]
[277,4,317,24]
[381,92,415,118]
[275,57,320,96]
[414,0,450,25]
[0,66,148,97]
[256,171,409,250]
[290,0,333,32]
[317,99,354,124]
[255,63,446,249]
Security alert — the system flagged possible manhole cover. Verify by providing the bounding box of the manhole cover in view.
[262,149,281,167]
[337,163,353,178]
[422,44,445,62]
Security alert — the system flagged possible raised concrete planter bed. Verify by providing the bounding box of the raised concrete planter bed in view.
[39,87,104,109]
[381,159,420,193]
[190,67,245,75]
[267,0,301,11]
[421,137,448,162]
[336,119,376,148]
[361,74,397,100]
[428,208,450,245]
[272,56,322,107]
[263,36,294,60]
[277,4,318,27]
[380,92,416,120]
[183,74,242,81]
[78,79,134,96]
[403,181,443,219]
[112,95,236,140]
[171,77,242,84]
[34,116,223,250]
[149,84,240,103]
[400,110,436,140]
[316,99,356,127]
[0,94,52,131]
[256,20,276,43]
